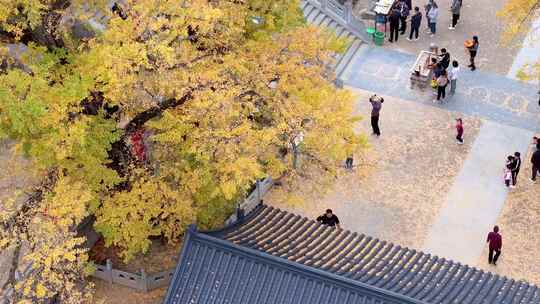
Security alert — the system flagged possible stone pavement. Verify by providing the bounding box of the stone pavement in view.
[358,0,522,75]
[422,120,533,264]
[341,46,540,131]
[340,45,540,266]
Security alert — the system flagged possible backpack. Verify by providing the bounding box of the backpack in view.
[437,75,448,86]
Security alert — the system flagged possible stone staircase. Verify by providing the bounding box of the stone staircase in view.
[300,0,368,79]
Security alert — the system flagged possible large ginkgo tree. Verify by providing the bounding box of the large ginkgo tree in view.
[0,0,365,302]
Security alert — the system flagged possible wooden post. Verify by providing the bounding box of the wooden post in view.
[140,269,149,292]
[256,179,261,202]
[106,259,113,285]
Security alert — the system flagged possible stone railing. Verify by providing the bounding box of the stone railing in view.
[91,259,175,292]
[225,176,274,225]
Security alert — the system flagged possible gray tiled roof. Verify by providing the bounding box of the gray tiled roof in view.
[206,204,540,304]
[164,225,425,304]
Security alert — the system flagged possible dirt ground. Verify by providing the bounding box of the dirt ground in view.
[89,239,182,303]
[90,239,182,274]
[265,88,482,250]
[92,280,167,304]
[356,0,525,75]
[476,140,540,286]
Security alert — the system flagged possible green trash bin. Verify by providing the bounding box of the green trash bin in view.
[366,27,376,39]
[374,31,384,46]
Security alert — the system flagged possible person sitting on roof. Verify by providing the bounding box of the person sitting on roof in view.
[316,209,341,229]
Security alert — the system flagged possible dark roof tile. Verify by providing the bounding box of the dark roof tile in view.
[165,204,539,304]
[206,204,539,304]
[165,227,427,304]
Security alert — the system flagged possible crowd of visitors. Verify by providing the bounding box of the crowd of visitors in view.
[388,0,463,40]
[332,0,538,271]
[386,0,479,102]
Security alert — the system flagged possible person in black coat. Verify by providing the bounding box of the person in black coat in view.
[531,145,540,181]
[511,151,521,187]
[316,209,341,228]
[397,0,410,35]
[405,0,412,10]
[388,7,401,43]
[408,7,422,41]
[439,48,450,70]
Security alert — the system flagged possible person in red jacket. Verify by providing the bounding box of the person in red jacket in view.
[455,118,464,144]
[486,226,502,265]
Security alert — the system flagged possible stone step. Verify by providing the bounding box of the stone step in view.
[320,16,332,28]
[335,25,346,37]
[306,7,322,23]
[326,20,338,30]
[302,3,316,18]
[335,39,363,78]
[313,12,327,26]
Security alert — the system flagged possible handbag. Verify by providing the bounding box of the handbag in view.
[430,79,437,88]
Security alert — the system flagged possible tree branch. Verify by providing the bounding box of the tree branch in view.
[516,0,540,34]
[1,241,22,291]
[123,91,193,135]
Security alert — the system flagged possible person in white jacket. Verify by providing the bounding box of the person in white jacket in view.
[427,2,439,36]
[448,60,460,95]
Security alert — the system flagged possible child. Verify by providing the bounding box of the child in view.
[448,60,460,95]
[504,168,512,188]
[504,155,514,187]
[455,118,464,144]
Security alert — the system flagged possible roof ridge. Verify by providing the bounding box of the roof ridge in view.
[188,227,429,304]
[209,204,539,303]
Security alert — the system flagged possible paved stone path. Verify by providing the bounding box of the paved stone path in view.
[422,121,533,264]
[341,46,540,131]
[340,46,540,265]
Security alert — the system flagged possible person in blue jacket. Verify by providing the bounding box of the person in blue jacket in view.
[407,7,422,41]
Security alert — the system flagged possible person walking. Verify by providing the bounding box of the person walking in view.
[424,0,435,31]
[345,155,353,169]
[448,60,460,95]
[486,226,502,265]
[369,94,384,136]
[510,152,521,187]
[467,36,479,71]
[316,209,341,228]
[397,0,410,35]
[388,6,401,43]
[455,118,464,144]
[435,70,449,102]
[531,144,540,182]
[449,0,462,29]
[407,7,422,41]
[427,2,439,36]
